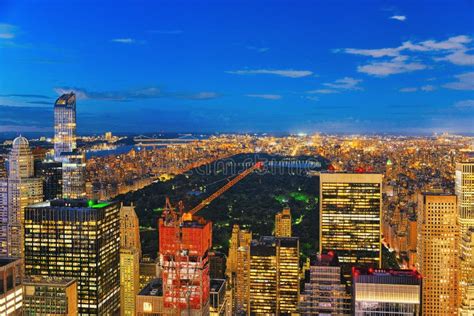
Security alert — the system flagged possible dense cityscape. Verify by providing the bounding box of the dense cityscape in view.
[0,91,472,315]
[1,1,474,315]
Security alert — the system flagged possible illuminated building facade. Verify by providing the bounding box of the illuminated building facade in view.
[457,161,474,314]
[61,151,86,199]
[54,93,77,160]
[319,173,382,276]
[299,252,351,315]
[34,160,63,200]
[23,277,78,315]
[159,214,211,314]
[352,268,421,315]
[0,257,23,316]
[6,136,43,258]
[417,193,459,315]
[275,207,292,237]
[226,224,251,313]
[249,236,300,314]
[139,259,159,290]
[249,237,277,314]
[24,199,121,315]
[120,204,141,316]
[0,180,8,255]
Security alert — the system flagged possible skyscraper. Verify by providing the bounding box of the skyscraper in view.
[6,136,43,257]
[417,193,459,315]
[24,199,121,315]
[457,160,474,314]
[120,204,141,316]
[299,252,351,315]
[352,268,422,315]
[159,214,211,314]
[275,207,292,237]
[61,151,86,199]
[248,236,300,315]
[319,172,382,277]
[54,93,77,160]
[34,160,63,200]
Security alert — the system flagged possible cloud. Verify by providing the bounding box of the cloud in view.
[400,87,418,92]
[455,99,474,108]
[227,69,313,78]
[304,96,319,102]
[0,24,15,39]
[436,49,474,66]
[246,94,282,100]
[341,35,474,73]
[246,46,269,53]
[400,85,436,92]
[111,38,135,44]
[0,93,51,99]
[307,89,338,94]
[323,77,363,90]
[420,85,436,91]
[54,87,220,101]
[357,56,426,76]
[390,15,406,21]
[443,72,474,90]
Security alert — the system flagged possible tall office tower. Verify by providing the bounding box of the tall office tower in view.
[24,199,121,315]
[120,204,141,316]
[61,151,86,199]
[54,93,77,160]
[0,258,23,315]
[352,268,422,315]
[457,160,474,313]
[159,214,211,315]
[209,251,226,279]
[0,155,6,178]
[139,259,159,290]
[275,207,292,237]
[460,228,474,314]
[34,160,63,200]
[0,180,8,255]
[249,237,278,314]
[299,252,351,315]
[417,193,459,315]
[319,173,383,277]
[277,237,300,314]
[23,277,78,315]
[7,136,43,258]
[8,136,34,179]
[226,224,251,313]
[249,236,300,315]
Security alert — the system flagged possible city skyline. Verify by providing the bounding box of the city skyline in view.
[1,1,473,134]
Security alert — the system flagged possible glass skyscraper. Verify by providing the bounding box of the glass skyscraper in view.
[319,173,383,278]
[24,199,121,315]
[54,93,77,160]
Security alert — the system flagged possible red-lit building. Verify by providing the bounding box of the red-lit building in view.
[159,214,212,315]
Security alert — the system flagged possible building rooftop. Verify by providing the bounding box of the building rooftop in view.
[353,268,422,285]
[55,93,76,107]
[23,276,76,287]
[138,278,163,296]
[0,257,21,267]
[28,199,114,209]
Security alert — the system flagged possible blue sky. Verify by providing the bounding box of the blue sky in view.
[0,0,473,134]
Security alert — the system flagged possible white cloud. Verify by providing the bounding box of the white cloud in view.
[443,72,474,90]
[400,87,418,92]
[307,89,338,94]
[345,47,400,58]
[436,50,474,66]
[455,99,474,108]
[358,56,426,76]
[421,85,436,92]
[323,77,363,90]
[0,24,16,39]
[111,38,135,44]
[246,94,282,100]
[227,69,313,78]
[304,96,319,101]
[390,15,406,21]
